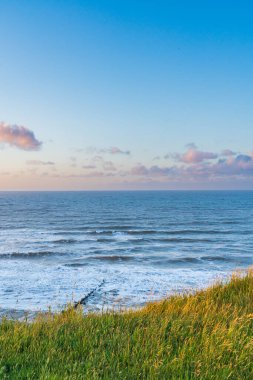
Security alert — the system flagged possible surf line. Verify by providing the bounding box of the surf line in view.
[74,280,105,308]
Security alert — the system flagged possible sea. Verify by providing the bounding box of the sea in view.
[0,191,252,317]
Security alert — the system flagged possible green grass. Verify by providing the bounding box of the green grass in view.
[0,271,253,379]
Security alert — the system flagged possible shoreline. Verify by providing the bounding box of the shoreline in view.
[0,270,252,378]
[0,268,247,321]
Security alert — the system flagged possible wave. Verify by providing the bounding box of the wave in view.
[0,251,55,259]
[98,237,216,244]
[152,254,252,266]
[153,257,200,266]
[64,262,89,267]
[200,255,252,263]
[90,255,134,262]
[150,237,214,243]
[53,239,78,244]
[96,238,117,243]
[49,228,252,241]
[82,228,233,236]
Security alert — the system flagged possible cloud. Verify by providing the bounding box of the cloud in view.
[221,149,237,157]
[93,155,103,162]
[215,154,253,175]
[164,153,173,160]
[103,161,117,171]
[131,165,148,176]
[26,160,55,166]
[235,154,251,163]
[70,146,253,184]
[131,165,172,177]
[81,156,119,172]
[82,165,96,169]
[166,144,218,164]
[85,146,130,156]
[129,152,253,181]
[82,159,116,172]
[0,122,42,150]
[107,146,130,155]
[179,148,218,164]
[7,140,253,189]
[185,142,197,149]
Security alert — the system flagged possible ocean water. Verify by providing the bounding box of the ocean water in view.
[0,191,252,316]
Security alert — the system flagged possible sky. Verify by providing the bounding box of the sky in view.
[0,0,252,190]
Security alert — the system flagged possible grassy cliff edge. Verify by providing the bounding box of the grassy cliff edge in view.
[0,270,253,379]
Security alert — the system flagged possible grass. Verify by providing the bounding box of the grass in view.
[0,270,253,379]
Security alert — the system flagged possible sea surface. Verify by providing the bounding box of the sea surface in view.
[0,191,252,317]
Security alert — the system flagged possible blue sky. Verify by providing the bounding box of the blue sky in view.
[0,0,252,190]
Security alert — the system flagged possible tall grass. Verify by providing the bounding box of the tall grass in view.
[0,270,253,379]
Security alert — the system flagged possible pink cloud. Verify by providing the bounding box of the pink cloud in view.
[108,146,130,155]
[180,148,217,164]
[213,154,253,176]
[166,145,218,163]
[129,152,253,181]
[0,122,42,151]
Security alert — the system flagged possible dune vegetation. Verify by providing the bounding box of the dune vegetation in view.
[0,270,252,379]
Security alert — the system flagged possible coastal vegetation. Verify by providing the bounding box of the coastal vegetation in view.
[0,270,252,379]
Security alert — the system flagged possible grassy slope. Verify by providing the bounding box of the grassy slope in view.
[0,271,253,379]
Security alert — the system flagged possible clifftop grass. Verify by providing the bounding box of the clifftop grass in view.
[0,271,253,379]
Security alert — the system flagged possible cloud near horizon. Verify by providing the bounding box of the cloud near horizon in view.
[85,146,130,156]
[131,165,172,177]
[170,146,218,164]
[54,146,253,183]
[221,149,237,157]
[107,146,130,155]
[0,122,42,151]
[3,141,253,189]
[82,164,96,169]
[26,160,54,166]
[131,152,253,181]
